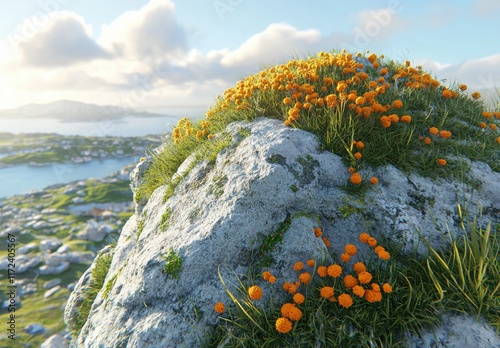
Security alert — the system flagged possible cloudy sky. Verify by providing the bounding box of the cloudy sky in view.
[0,0,499,115]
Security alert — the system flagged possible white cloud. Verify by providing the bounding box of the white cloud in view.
[16,12,109,67]
[98,0,187,63]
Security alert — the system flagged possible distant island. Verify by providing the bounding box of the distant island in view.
[0,100,171,122]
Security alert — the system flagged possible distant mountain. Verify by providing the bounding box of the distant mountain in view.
[0,100,169,122]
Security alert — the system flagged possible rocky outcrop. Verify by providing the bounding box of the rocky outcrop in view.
[65,118,500,347]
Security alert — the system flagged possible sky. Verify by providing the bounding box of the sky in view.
[0,0,499,116]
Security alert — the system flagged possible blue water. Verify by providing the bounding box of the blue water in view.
[0,156,140,199]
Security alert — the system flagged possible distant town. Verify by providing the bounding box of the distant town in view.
[0,132,164,167]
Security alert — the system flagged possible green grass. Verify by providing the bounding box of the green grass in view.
[84,180,132,203]
[68,250,114,338]
[162,248,183,279]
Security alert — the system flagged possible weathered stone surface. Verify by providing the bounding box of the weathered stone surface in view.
[66,119,500,347]
[129,156,153,216]
[39,238,62,251]
[407,313,500,348]
[43,278,61,289]
[41,333,69,348]
[23,323,46,335]
[44,285,62,299]
[39,261,70,275]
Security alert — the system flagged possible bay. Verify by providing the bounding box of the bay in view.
[0,156,139,198]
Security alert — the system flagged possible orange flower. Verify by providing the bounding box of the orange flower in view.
[441,89,452,98]
[355,141,365,150]
[429,127,439,135]
[367,237,377,247]
[393,100,403,109]
[369,177,379,185]
[490,123,497,131]
[497,136,500,145]
[472,91,481,99]
[322,237,331,248]
[338,293,353,308]
[327,264,342,278]
[423,137,432,145]
[371,283,381,292]
[320,286,335,299]
[355,96,366,105]
[343,274,359,288]
[352,285,365,297]
[380,115,391,128]
[482,111,493,119]
[437,158,447,166]
[400,115,411,123]
[214,302,225,313]
[275,317,292,333]
[313,227,322,238]
[293,262,304,271]
[383,283,393,293]
[317,266,328,278]
[353,262,367,274]
[380,67,388,75]
[283,97,292,105]
[344,244,357,256]
[358,271,373,284]
[389,114,399,123]
[459,84,467,91]
[374,246,385,254]
[348,167,356,174]
[354,152,362,160]
[340,253,351,262]
[262,271,271,280]
[293,293,305,305]
[439,130,452,139]
[298,272,312,285]
[248,286,262,300]
[479,122,487,129]
[350,173,362,185]
[378,250,390,260]
[364,289,383,303]
[281,303,302,321]
[359,233,370,243]
[283,282,298,294]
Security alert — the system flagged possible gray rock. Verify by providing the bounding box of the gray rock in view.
[66,119,500,348]
[77,221,110,242]
[39,261,70,275]
[129,156,152,216]
[56,244,71,253]
[39,238,62,251]
[407,313,500,348]
[18,242,38,254]
[23,323,46,335]
[22,282,37,295]
[65,251,95,264]
[32,220,49,230]
[43,278,61,289]
[44,285,62,299]
[41,333,69,348]
[44,253,65,267]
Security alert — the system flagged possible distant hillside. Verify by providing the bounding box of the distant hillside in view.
[0,100,169,122]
